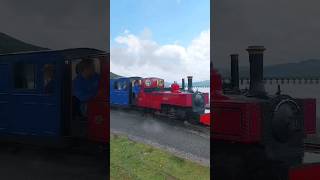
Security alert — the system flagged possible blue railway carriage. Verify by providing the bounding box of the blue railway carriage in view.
[110,77,142,106]
[0,48,109,147]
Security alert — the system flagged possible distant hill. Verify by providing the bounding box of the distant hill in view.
[0,32,48,54]
[165,80,210,87]
[218,59,320,78]
[110,72,123,79]
[193,80,210,87]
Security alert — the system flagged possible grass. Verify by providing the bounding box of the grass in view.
[110,134,210,180]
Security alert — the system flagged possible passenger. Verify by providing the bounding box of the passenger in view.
[133,80,140,104]
[43,64,55,94]
[73,59,100,117]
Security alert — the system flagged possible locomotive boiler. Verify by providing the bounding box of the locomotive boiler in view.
[211,46,317,180]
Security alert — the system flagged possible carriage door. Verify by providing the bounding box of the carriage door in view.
[87,55,109,143]
[11,59,61,137]
[38,62,62,136]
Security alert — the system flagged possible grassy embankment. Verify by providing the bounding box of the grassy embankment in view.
[110,134,210,180]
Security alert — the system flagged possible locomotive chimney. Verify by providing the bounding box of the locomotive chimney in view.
[187,76,193,92]
[246,46,266,97]
[182,78,185,90]
[230,54,239,91]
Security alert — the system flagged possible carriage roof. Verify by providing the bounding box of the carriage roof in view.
[112,77,142,81]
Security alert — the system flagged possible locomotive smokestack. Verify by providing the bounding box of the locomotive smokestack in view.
[187,76,193,92]
[230,54,239,90]
[182,78,185,90]
[246,46,266,97]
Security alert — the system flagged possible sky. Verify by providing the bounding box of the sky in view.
[110,0,210,82]
[0,0,108,51]
[213,0,320,69]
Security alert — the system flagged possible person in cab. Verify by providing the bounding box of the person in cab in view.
[73,59,100,117]
[133,80,140,104]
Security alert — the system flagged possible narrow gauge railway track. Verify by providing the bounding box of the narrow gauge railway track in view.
[304,143,320,153]
[110,106,210,138]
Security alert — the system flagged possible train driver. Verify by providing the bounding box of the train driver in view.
[171,81,180,93]
[73,59,100,117]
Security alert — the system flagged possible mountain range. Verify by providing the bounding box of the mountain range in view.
[1,32,319,86]
[218,59,320,79]
[0,32,47,54]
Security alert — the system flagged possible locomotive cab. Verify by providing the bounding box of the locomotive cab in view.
[141,78,165,92]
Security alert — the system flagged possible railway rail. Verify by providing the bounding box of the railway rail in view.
[110,107,210,138]
[304,143,320,153]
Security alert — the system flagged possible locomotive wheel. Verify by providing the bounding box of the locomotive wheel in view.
[161,105,189,120]
[187,112,200,125]
[167,107,176,119]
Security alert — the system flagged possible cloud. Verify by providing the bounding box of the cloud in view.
[111,29,210,82]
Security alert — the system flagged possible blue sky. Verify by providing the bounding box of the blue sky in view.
[110,0,210,82]
[111,0,210,46]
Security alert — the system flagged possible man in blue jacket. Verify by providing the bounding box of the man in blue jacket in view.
[132,80,140,104]
[73,59,100,117]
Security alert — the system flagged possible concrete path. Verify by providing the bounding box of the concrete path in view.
[110,109,210,166]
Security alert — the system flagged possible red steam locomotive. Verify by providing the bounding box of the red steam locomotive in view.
[211,46,317,179]
[135,77,209,124]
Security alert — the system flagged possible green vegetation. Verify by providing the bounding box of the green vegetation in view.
[110,134,210,180]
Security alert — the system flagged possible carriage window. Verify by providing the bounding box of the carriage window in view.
[114,81,122,90]
[113,81,119,89]
[122,82,128,90]
[43,64,55,94]
[14,63,36,90]
[113,81,128,90]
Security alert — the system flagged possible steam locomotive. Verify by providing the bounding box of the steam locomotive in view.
[110,76,209,124]
[211,46,317,179]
